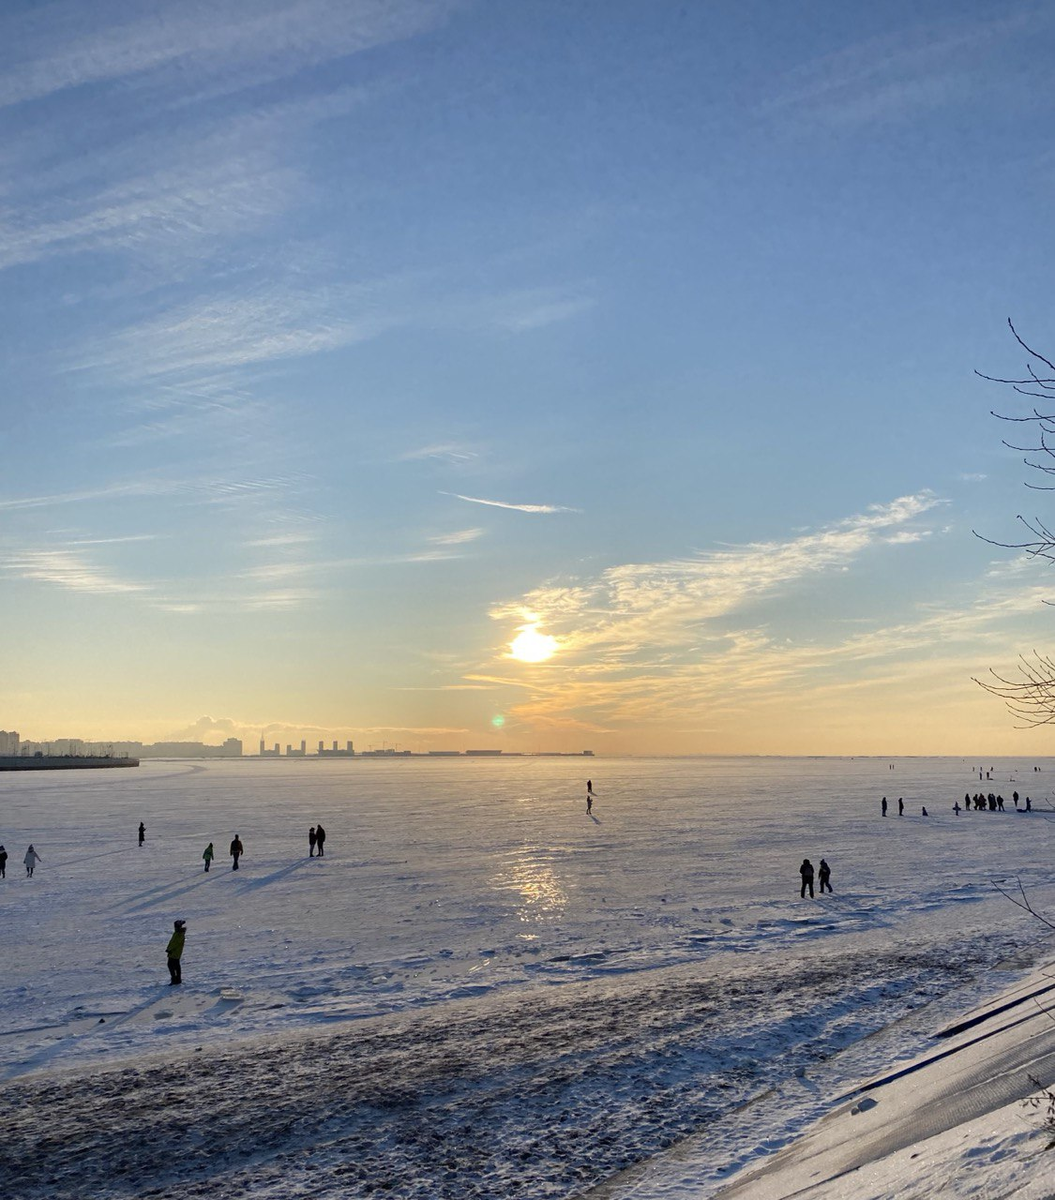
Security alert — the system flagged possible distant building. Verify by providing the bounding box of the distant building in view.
[221,738,242,757]
[0,730,19,755]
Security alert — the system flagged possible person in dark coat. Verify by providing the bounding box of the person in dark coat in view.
[230,835,243,870]
[166,919,186,985]
[881,796,887,816]
[138,822,146,846]
[309,827,317,857]
[315,824,326,857]
[818,859,832,893]
[202,843,214,872]
[0,845,6,878]
[799,858,815,899]
[897,797,904,816]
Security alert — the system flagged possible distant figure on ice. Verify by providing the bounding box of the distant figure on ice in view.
[0,845,6,878]
[586,790,593,815]
[202,843,214,872]
[1026,797,1032,812]
[309,826,317,857]
[230,835,243,870]
[997,795,1005,811]
[818,859,832,893]
[315,824,326,857]
[24,845,40,877]
[921,806,929,817]
[953,802,961,816]
[138,822,146,847]
[587,779,593,795]
[881,796,888,817]
[898,797,904,816]
[799,858,815,899]
[1013,791,1020,809]
[166,919,186,985]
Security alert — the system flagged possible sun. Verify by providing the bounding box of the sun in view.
[509,625,558,663]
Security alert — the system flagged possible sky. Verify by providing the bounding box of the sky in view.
[4,0,1055,756]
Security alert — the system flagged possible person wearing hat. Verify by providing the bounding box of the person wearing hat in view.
[166,919,186,985]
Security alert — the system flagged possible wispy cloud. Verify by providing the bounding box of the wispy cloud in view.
[0,0,460,111]
[476,492,998,733]
[429,528,484,546]
[441,492,580,514]
[0,474,298,512]
[398,443,480,464]
[762,10,1041,129]
[0,548,150,595]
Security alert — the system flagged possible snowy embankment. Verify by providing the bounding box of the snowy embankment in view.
[2,757,1054,1198]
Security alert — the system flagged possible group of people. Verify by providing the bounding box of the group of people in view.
[953,790,1031,814]
[0,844,41,877]
[880,796,932,817]
[799,858,832,898]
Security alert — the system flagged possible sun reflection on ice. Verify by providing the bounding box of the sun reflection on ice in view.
[492,848,568,924]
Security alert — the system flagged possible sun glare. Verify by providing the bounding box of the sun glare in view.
[510,625,557,663]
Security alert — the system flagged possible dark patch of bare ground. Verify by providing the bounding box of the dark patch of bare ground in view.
[0,933,1022,1200]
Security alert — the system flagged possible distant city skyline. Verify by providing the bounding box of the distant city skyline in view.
[4,2,1055,755]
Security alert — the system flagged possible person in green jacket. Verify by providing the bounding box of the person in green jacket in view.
[202,843,214,872]
[166,919,186,985]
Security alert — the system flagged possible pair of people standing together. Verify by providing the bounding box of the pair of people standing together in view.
[799,858,832,898]
[308,825,326,857]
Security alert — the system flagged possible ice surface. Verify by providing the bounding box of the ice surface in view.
[1,756,1053,1198]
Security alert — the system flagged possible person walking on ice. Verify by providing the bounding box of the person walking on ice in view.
[230,834,243,870]
[898,797,904,816]
[202,842,214,872]
[138,822,146,846]
[799,858,815,899]
[881,796,887,816]
[24,845,41,877]
[166,919,186,985]
[818,859,832,893]
[0,845,6,878]
[315,824,326,857]
[309,826,317,857]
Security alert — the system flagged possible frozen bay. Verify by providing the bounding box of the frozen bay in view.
[2,756,1054,1198]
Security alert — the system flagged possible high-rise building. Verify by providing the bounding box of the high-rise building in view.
[0,730,20,755]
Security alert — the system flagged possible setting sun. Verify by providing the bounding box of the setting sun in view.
[509,625,558,663]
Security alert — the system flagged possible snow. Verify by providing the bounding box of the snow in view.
[1,756,1054,1199]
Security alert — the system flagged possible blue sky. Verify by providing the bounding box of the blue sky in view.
[3,0,1055,754]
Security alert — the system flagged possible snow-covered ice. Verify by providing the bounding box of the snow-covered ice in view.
[2,755,1054,1198]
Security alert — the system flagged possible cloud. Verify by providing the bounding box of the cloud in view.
[429,529,484,546]
[441,492,580,514]
[477,492,990,732]
[399,443,480,464]
[761,11,1040,129]
[0,548,150,595]
[0,0,460,110]
[0,473,295,511]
